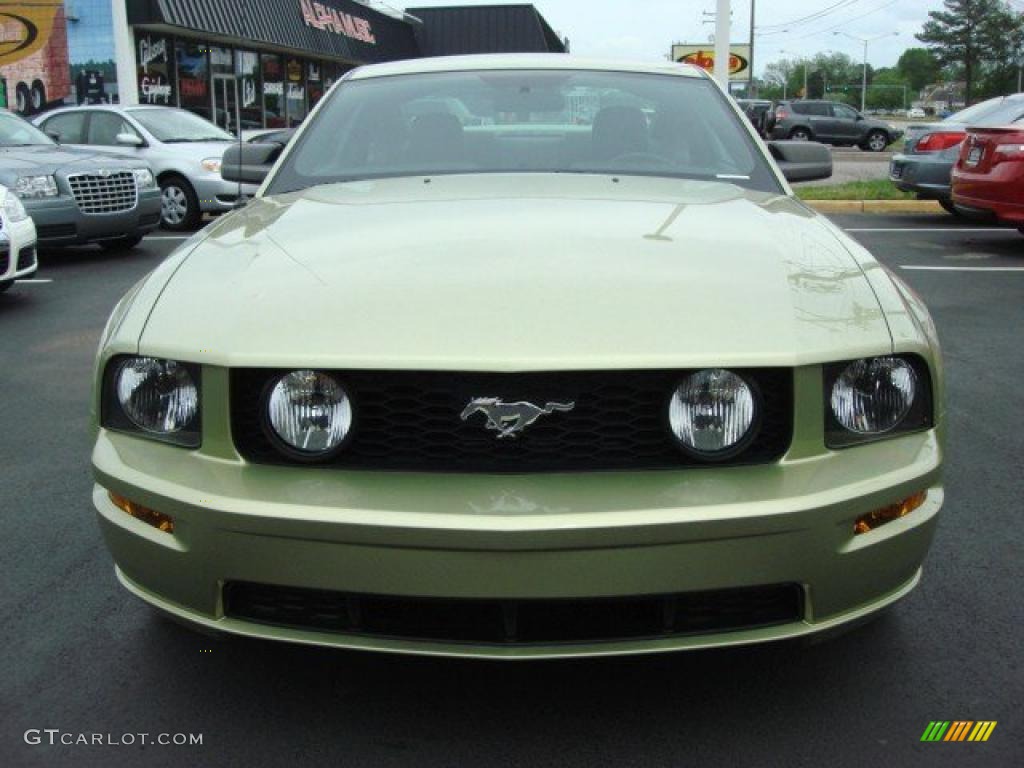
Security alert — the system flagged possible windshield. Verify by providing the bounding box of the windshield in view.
[0,111,56,147]
[127,107,233,142]
[267,69,780,194]
[948,97,1024,126]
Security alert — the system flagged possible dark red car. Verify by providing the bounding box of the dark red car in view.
[951,125,1024,230]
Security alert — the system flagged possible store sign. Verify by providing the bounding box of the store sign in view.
[299,0,376,44]
[671,44,751,81]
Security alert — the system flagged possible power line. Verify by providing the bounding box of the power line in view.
[758,1,862,32]
[786,0,901,41]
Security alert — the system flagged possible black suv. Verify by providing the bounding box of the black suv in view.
[767,100,901,152]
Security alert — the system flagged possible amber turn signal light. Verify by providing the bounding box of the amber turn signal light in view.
[854,491,927,535]
[108,491,175,534]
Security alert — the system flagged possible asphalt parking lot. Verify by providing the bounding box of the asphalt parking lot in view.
[1,213,1021,768]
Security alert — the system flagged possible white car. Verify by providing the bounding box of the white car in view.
[0,185,38,293]
[907,108,927,119]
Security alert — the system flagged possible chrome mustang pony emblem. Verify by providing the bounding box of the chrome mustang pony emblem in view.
[460,397,575,439]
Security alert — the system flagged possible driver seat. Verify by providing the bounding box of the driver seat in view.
[591,106,649,161]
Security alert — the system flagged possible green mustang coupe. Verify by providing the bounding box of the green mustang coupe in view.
[91,55,943,659]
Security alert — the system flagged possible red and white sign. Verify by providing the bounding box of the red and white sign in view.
[299,0,376,44]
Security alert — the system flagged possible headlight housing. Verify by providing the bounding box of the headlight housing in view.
[668,368,759,460]
[1,187,29,222]
[201,157,222,173]
[14,174,58,198]
[102,356,201,447]
[263,370,353,460]
[133,168,156,189]
[825,355,933,448]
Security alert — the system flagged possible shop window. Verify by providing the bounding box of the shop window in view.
[210,46,233,76]
[135,32,174,106]
[236,50,262,130]
[176,41,210,120]
[262,54,285,128]
[307,62,325,110]
[286,58,306,127]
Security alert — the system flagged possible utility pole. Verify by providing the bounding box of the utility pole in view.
[748,0,755,96]
[714,0,731,89]
[834,31,898,113]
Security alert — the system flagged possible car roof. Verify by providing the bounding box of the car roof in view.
[348,53,708,81]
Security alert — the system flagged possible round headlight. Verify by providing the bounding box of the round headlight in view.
[668,369,756,458]
[830,357,916,434]
[267,370,352,456]
[116,357,198,433]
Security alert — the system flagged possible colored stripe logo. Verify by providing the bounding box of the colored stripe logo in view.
[921,721,997,742]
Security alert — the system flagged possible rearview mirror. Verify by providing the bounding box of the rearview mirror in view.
[767,140,832,183]
[221,142,285,185]
[116,132,144,147]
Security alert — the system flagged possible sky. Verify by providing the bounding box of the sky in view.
[400,0,951,76]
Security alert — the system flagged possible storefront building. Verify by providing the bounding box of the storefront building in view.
[1,1,566,132]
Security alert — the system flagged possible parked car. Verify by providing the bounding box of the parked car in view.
[736,98,773,136]
[768,99,900,151]
[907,107,927,119]
[889,94,1024,214]
[951,124,1024,230]
[0,110,160,249]
[92,55,942,659]
[0,184,38,292]
[35,105,239,230]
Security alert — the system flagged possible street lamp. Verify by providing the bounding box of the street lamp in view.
[833,31,899,113]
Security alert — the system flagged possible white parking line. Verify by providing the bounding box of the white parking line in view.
[14,278,53,284]
[900,266,1024,272]
[846,227,1012,233]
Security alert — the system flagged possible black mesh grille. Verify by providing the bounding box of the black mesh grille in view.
[231,369,792,472]
[16,246,35,271]
[224,581,804,645]
[0,244,8,275]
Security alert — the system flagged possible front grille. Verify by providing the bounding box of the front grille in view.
[224,582,804,645]
[16,246,35,271]
[67,171,137,214]
[36,222,76,240]
[231,369,793,473]
[0,244,8,275]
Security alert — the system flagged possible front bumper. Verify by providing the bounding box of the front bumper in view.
[25,190,162,246]
[93,421,943,659]
[193,174,244,213]
[0,216,38,282]
[889,153,953,198]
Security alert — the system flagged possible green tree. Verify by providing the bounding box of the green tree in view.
[896,48,941,92]
[918,0,1024,103]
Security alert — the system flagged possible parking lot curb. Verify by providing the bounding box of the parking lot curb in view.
[805,200,943,214]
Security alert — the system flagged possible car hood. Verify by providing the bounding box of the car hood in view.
[139,174,893,370]
[0,144,149,175]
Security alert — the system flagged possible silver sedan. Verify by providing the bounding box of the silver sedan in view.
[35,105,244,230]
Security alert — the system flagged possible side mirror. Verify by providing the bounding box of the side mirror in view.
[221,141,285,185]
[768,140,833,182]
[115,132,144,147]
[46,130,61,143]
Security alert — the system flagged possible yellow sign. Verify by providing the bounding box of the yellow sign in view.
[671,44,751,81]
[0,0,64,67]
